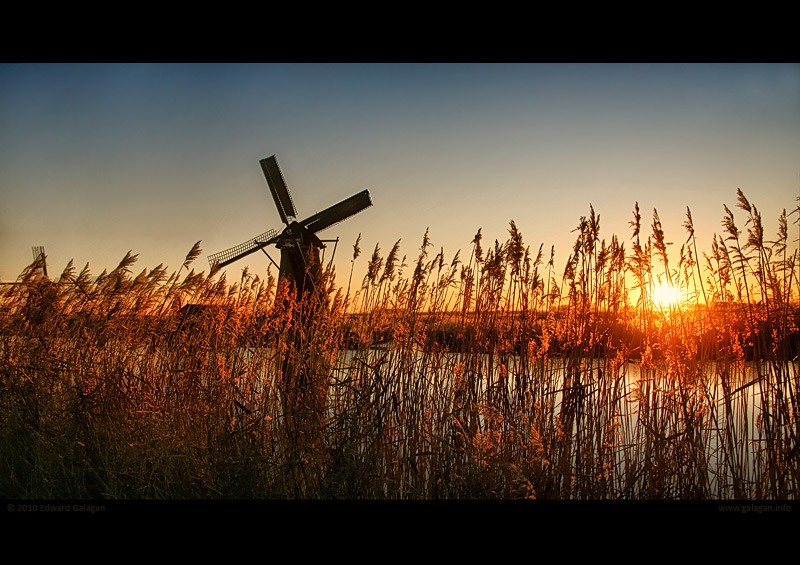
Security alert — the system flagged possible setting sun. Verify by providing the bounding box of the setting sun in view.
[651,280,681,310]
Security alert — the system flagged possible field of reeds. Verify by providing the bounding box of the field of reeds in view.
[1,189,798,500]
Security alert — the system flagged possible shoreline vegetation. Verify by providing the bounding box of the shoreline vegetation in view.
[1,190,799,500]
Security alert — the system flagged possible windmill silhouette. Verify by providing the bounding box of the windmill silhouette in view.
[209,155,372,297]
[32,246,47,277]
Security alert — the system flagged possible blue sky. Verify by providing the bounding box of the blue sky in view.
[1,63,798,289]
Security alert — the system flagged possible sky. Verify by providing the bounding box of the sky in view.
[2,63,799,291]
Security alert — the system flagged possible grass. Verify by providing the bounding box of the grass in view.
[1,189,798,499]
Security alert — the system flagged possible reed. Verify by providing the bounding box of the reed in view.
[1,190,798,499]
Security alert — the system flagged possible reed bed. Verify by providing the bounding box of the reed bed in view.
[1,190,798,499]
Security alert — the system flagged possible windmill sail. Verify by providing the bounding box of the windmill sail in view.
[301,189,372,234]
[260,155,296,224]
[208,228,279,269]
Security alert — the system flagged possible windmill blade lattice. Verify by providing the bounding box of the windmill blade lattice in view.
[260,155,297,224]
[301,189,372,234]
[208,228,279,269]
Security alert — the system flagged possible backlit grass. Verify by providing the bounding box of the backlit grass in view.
[1,189,798,499]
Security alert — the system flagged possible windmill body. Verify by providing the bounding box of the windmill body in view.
[275,221,324,296]
[209,155,372,297]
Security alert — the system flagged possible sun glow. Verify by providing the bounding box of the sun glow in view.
[651,280,681,311]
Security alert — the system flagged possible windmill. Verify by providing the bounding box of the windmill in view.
[208,155,372,297]
[32,246,47,277]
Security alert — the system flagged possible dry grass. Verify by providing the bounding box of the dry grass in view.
[1,190,798,499]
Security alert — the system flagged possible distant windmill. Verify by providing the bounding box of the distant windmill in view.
[32,246,47,277]
[209,155,373,297]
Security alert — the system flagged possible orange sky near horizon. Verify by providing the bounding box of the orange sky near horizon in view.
[1,63,798,296]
